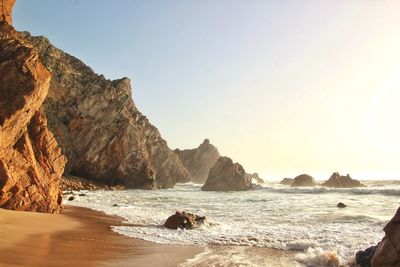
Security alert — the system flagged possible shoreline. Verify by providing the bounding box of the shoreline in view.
[0,205,203,267]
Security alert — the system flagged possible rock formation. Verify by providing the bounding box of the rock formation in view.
[280,178,294,185]
[322,172,365,188]
[164,211,207,230]
[174,139,220,184]
[245,172,264,184]
[202,157,251,191]
[371,206,400,266]
[0,21,66,213]
[21,32,190,189]
[0,0,15,25]
[290,174,316,187]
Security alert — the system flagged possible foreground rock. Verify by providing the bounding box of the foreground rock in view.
[202,157,251,191]
[164,211,207,230]
[322,172,365,188]
[246,172,264,184]
[280,178,294,185]
[21,32,190,189]
[371,206,400,266]
[0,21,66,213]
[174,139,220,184]
[290,174,316,187]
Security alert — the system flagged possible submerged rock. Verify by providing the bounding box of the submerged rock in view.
[21,32,190,189]
[0,21,66,213]
[201,157,251,191]
[164,211,207,230]
[371,206,400,266]
[280,178,294,185]
[322,172,365,188]
[174,139,220,184]
[337,202,347,208]
[290,174,316,187]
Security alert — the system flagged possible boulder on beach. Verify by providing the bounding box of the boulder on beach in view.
[164,211,207,230]
[290,174,316,187]
[201,157,251,191]
[280,178,294,185]
[322,172,365,188]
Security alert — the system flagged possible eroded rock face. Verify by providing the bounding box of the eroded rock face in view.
[0,24,66,213]
[21,32,190,189]
[322,172,365,188]
[202,157,251,191]
[174,139,220,184]
[290,174,316,187]
[371,207,400,267]
[0,0,15,25]
[246,172,264,184]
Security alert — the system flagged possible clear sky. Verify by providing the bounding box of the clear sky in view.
[14,0,400,180]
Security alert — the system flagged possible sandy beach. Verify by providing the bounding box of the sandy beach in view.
[0,206,203,267]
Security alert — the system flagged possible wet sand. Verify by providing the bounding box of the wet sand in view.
[0,205,203,267]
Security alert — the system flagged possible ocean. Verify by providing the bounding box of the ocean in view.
[68,180,400,266]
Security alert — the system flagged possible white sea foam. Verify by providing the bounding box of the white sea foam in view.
[67,181,400,266]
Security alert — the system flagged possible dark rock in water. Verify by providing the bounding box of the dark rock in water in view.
[371,206,400,266]
[290,174,316,187]
[112,204,119,207]
[164,211,207,230]
[68,196,75,201]
[356,245,377,267]
[78,193,86,197]
[337,202,347,208]
[280,178,294,185]
[322,172,365,188]
[201,157,251,191]
[246,172,264,184]
[174,139,220,184]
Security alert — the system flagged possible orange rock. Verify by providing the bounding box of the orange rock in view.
[0,0,15,25]
[0,23,66,213]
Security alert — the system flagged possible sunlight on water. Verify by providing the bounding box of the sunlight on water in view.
[69,181,400,266]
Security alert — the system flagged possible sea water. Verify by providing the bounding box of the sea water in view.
[68,180,400,266]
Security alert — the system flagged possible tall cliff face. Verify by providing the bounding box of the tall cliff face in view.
[174,139,220,184]
[21,32,190,189]
[0,0,15,25]
[0,23,66,213]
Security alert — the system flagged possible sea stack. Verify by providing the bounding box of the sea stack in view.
[290,174,316,187]
[0,8,66,212]
[174,139,220,184]
[202,157,251,191]
[322,172,365,188]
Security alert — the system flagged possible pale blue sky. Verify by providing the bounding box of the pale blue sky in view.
[14,1,400,179]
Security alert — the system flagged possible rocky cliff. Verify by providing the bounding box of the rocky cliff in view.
[174,139,220,184]
[0,22,66,213]
[0,0,15,25]
[21,32,190,189]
